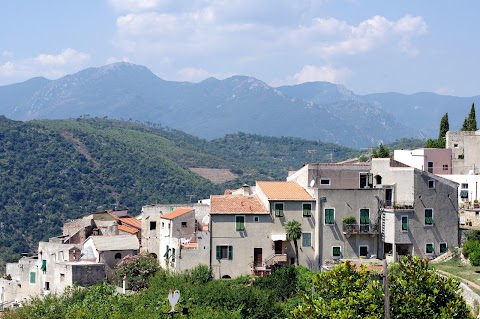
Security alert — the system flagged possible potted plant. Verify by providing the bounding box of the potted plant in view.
[343,216,357,233]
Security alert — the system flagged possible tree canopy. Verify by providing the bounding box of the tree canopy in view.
[461,103,477,131]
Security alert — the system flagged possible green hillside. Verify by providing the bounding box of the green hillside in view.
[0,116,363,271]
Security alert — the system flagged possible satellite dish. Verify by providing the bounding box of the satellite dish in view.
[309,179,315,187]
[202,214,211,225]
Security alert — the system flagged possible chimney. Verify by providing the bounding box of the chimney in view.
[242,184,250,196]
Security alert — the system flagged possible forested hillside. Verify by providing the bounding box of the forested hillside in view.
[0,117,364,271]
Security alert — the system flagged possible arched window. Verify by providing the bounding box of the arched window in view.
[375,175,382,185]
[221,275,231,279]
[115,253,122,260]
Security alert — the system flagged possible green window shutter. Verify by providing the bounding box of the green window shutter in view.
[216,246,221,260]
[228,246,233,260]
[30,272,36,284]
[360,209,369,223]
[235,216,244,231]
[40,259,46,272]
[163,245,169,258]
[402,217,408,231]
[303,204,311,217]
[171,248,176,262]
[426,244,434,253]
[425,209,433,225]
[333,246,341,257]
[302,233,311,247]
[325,209,334,224]
[440,243,448,253]
[275,204,284,217]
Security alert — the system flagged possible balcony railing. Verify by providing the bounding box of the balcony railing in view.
[343,222,379,235]
[264,253,288,267]
[384,201,414,210]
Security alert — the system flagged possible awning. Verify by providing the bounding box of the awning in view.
[270,234,287,241]
[460,190,469,198]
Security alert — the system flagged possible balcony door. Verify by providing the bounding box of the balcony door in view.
[254,248,262,266]
[274,241,283,254]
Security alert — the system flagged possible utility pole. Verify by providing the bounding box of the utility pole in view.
[383,259,390,319]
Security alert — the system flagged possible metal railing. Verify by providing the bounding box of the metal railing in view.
[343,222,379,234]
[384,201,414,210]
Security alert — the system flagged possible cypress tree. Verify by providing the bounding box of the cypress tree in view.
[461,103,477,131]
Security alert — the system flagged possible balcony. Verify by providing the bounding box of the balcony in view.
[343,223,379,236]
[384,200,414,211]
[264,253,288,267]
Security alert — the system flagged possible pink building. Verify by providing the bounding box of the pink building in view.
[394,148,452,175]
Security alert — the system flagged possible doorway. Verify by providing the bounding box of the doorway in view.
[254,248,262,266]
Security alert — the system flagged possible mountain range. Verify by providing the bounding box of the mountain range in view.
[1,62,479,148]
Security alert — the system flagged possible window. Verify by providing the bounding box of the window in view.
[45,282,50,291]
[181,222,187,228]
[427,161,434,173]
[462,183,469,189]
[440,242,448,253]
[375,175,382,185]
[320,179,330,185]
[302,233,312,247]
[426,243,434,254]
[442,164,449,171]
[216,245,233,260]
[150,221,157,230]
[360,173,373,188]
[274,203,284,217]
[60,273,65,282]
[454,143,458,148]
[332,246,341,258]
[162,222,165,228]
[360,208,370,232]
[303,203,312,217]
[171,248,176,262]
[460,189,469,199]
[401,216,408,232]
[253,216,259,222]
[30,272,36,284]
[425,209,434,225]
[359,246,368,257]
[115,253,122,260]
[235,215,245,231]
[40,259,47,273]
[324,208,335,225]
[428,180,435,189]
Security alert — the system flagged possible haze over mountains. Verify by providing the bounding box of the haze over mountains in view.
[1,62,479,148]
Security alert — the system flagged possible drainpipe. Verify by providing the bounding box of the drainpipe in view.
[317,196,327,270]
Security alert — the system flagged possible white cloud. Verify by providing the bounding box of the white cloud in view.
[106,56,130,64]
[176,67,209,82]
[2,50,13,58]
[34,48,90,66]
[272,65,352,86]
[108,0,163,12]
[0,48,91,84]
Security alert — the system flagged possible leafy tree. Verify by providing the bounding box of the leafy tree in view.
[285,220,302,266]
[112,253,160,291]
[461,103,477,131]
[292,256,471,319]
[371,144,390,158]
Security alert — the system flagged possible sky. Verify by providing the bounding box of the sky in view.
[1,1,479,96]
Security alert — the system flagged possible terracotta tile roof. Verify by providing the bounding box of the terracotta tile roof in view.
[161,207,194,220]
[256,181,313,201]
[118,224,140,234]
[389,159,411,168]
[107,211,142,229]
[210,194,268,214]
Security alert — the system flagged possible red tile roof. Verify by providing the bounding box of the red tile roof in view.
[256,181,313,201]
[210,194,268,214]
[118,224,140,234]
[107,211,142,229]
[161,207,194,220]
